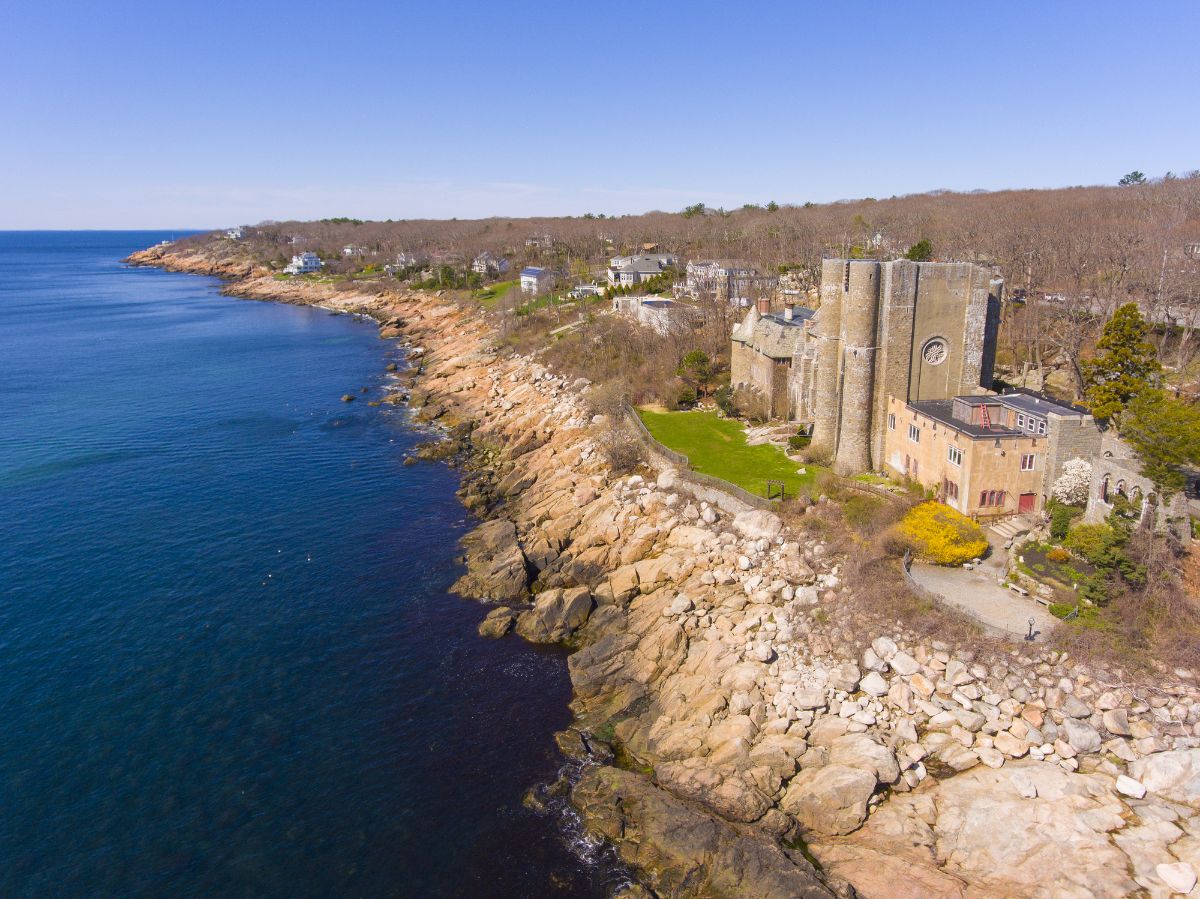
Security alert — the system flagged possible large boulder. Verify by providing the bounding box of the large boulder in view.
[816,761,1137,898]
[515,586,594,643]
[452,518,529,601]
[572,766,834,898]
[732,510,783,541]
[828,733,900,784]
[1130,749,1200,806]
[781,764,877,835]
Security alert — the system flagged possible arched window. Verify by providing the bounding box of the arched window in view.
[1116,480,1126,497]
[1100,476,1110,503]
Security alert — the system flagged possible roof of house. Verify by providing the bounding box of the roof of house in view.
[995,391,1089,418]
[731,307,811,359]
[908,400,1024,439]
[520,266,547,277]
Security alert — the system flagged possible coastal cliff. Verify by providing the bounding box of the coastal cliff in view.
[128,243,1200,899]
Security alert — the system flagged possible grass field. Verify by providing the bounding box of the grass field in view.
[472,280,517,308]
[637,408,821,499]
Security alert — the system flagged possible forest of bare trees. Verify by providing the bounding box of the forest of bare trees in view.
[182,173,1200,397]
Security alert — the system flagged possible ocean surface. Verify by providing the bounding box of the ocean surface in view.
[0,232,621,897]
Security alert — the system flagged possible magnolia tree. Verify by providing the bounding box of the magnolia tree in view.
[1052,458,1093,506]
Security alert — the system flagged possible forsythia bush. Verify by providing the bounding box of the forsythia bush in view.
[894,501,989,565]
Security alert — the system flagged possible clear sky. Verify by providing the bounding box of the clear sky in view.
[4,0,1198,229]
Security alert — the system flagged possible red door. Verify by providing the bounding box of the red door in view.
[1018,493,1036,514]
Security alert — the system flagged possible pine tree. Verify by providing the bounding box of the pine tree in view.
[1121,390,1200,497]
[1083,303,1161,421]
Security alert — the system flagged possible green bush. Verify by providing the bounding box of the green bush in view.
[676,386,698,408]
[1064,523,1118,566]
[788,434,812,451]
[1049,503,1080,541]
[714,385,735,416]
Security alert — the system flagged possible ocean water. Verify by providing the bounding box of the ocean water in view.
[0,232,619,897]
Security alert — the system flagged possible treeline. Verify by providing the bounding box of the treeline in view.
[180,173,1200,392]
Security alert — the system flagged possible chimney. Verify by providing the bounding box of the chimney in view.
[784,305,794,321]
[756,296,771,316]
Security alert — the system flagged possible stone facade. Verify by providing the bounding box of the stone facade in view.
[800,259,1003,475]
[1085,440,1193,543]
[730,301,814,419]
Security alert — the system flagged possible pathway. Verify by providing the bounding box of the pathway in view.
[906,535,1059,640]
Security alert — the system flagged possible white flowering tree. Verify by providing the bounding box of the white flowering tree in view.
[1052,458,1092,506]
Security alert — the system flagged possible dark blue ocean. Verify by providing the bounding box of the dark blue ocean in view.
[0,232,616,897]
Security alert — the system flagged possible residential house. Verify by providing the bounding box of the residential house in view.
[686,260,777,302]
[568,283,604,299]
[471,251,510,276]
[607,253,678,288]
[342,245,368,257]
[881,391,1101,519]
[225,226,245,240]
[284,252,323,275]
[525,234,554,250]
[729,299,815,418]
[611,295,699,336]
[520,266,556,294]
[394,251,424,268]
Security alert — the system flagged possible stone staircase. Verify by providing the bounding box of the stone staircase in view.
[989,514,1035,546]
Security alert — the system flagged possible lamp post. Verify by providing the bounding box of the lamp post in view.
[1025,617,1036,642]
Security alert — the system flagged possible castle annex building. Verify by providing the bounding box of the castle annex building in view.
[732,259,1003,475]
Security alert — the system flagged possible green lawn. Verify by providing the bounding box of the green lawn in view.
[473,280,517,308]
[637,408,821,499]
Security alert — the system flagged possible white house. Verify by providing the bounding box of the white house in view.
[225,226,245,240]
[685,259,777,301]
[342,245,368,257]
[525,233,554,250]
[520,266,556,294]
[607,253,677,288]
[284,252,323,275]
[568,283,604,299]
[611,295,698,336]
[471,251,510,276]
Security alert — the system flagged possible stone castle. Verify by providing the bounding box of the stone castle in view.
[733,258,1003,475]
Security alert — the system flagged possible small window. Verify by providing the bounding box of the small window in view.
[1020,453,1036,471]
[943,479,959,500]
[947,445,962,466]
[1037,420,1046,435]
[888,412,896,431]
[1016,413,1025,429]
[979,490,988,507]
[907,423,920,443]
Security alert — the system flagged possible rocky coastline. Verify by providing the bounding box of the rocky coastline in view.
[128,242,1200,899]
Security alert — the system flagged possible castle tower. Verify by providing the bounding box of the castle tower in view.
[833,261,882,474]
[808,259,846,458]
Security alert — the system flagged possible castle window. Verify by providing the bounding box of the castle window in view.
[1020,453,1036,471]
[888,412,896,430]
[907,423,920,443]
[1037,420,1047,435]
[1016,413,1026,429]
[943,479,959,500]
[844,262,850,291]
[947,445,962,466]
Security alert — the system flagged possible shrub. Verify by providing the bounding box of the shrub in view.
[676,386,698,408]
[596,419,644,475]
[1049,503,1079,541]
[892,501,989,566]
[1051,458,1093,505]
[1047,547,1070,563]
[788,433,812,451]
[1064,523,1119,567]
[714,385,735,416]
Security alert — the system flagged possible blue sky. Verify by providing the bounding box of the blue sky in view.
[3,0,1198,228]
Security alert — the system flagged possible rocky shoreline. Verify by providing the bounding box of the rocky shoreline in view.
[128,243,1200,899]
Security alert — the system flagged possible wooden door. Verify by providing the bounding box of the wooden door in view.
[1018,493,1036,514]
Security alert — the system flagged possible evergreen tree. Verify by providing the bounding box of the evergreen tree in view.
[1119,171,1147,186]
[1120,390,1200,497]
[904,239,933,261]
[1083,303,1161,420]
[677,350,712,397]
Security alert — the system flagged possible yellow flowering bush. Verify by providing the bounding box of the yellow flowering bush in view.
[894,501,988,565]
